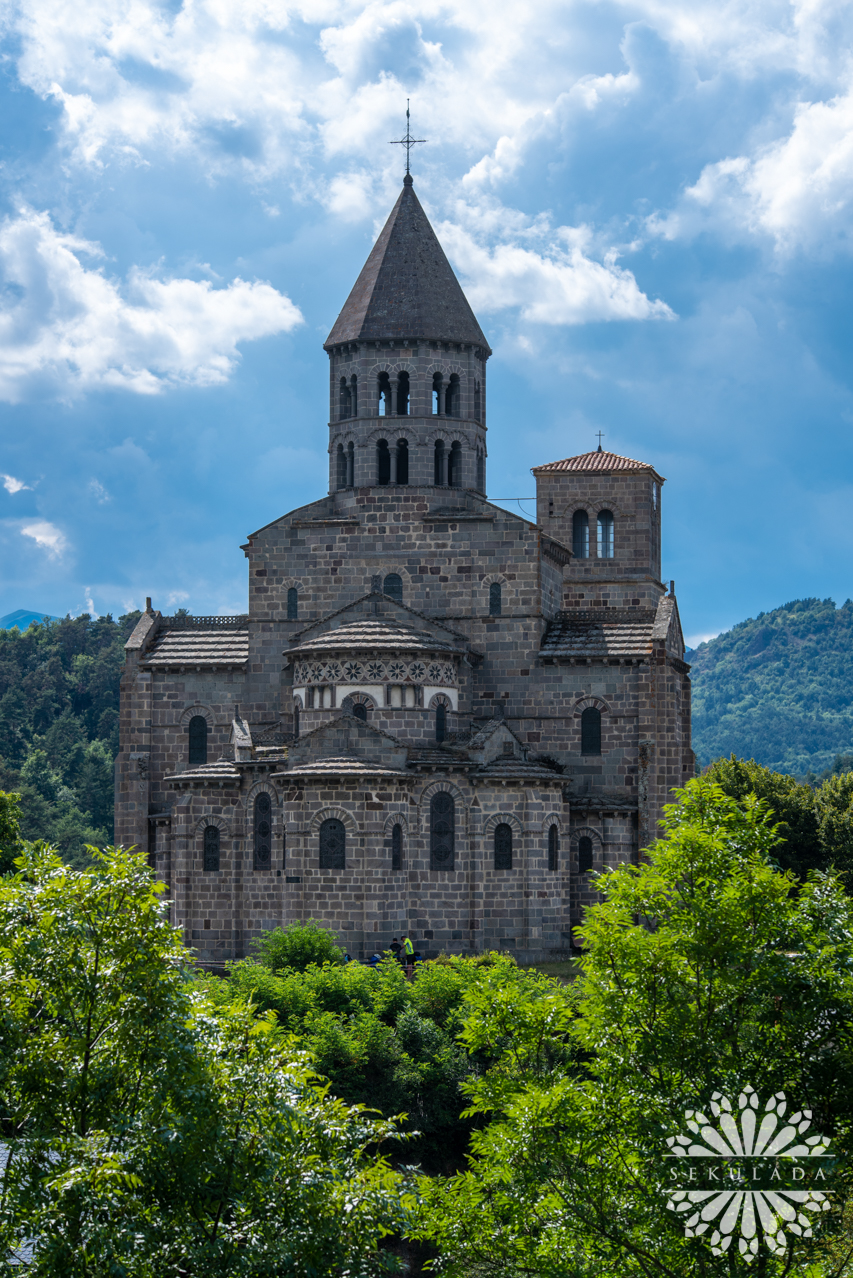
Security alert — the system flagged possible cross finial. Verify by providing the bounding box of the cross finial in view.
[595,431,605,453]
[390,100,426,178]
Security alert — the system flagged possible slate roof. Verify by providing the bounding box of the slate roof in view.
[531,449,663,478]
[540,610,658,660]
[286,619,459,658]
[165,758,241,786]
[474,758,565,781]
[273,756,407,779]
[325,177,491,351]
[142,628,248,667]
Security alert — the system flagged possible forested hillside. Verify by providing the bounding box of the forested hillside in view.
[689,597,853,776]
[0,612,140,866]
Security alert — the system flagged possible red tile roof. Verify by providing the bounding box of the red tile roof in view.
[531,450,663,477]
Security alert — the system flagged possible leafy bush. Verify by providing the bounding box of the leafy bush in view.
[250,917,345,972]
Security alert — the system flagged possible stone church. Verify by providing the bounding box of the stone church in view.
[116,174,694,964]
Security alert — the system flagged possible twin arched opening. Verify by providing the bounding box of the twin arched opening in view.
[572,509,615,559]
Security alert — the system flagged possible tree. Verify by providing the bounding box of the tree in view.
[703,755,823,880]
[414,780,853,1277]
[0,839,406,1276]
[250,917,346,971]
[0,790,22,874]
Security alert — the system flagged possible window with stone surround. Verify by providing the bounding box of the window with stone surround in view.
[378,372,391,416]
[548,824,559,871]
[434,439,445,484]
[581,707,601,755]
[396,438,409,484]
[435,702,446,742]
[578,835,594,872]
[494,822,513,870]
[319,817,346,870]
[383,573,402,603]
[597,509,614,558]
[347,441,354,486]
[287,587,298,620]
[432,372,442,414]
[392,823,403,870]
[445,373,460,417]
[339,377,352,420]
[253,793,272,870]
[430,792,455,870]
[203,825,220,872]
[572,510,589,558]
[476,448,484,492]
[188,715,207,766]
[377,438,391,485]
[336,443,347,489]
[350,374,358,416]
[353,703,367,722]
[489,582,502,616]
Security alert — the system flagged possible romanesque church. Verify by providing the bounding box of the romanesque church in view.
[116,173,694,964]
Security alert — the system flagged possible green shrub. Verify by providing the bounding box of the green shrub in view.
[250,917,345,971]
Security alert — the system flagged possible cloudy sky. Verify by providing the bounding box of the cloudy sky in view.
[1,0,853,645]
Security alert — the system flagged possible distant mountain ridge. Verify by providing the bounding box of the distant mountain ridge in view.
[0,610,61,630]
[688,597,853,777]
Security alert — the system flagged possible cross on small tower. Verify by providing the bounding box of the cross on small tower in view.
[390,100,426,177]
[595,431,605,453]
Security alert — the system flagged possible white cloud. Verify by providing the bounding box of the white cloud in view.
[21,520,68,557]
[0,208,303,400]
[1,473,31,493]
[87,479,111,503]
[83,587,98,617]
[685,631,721,648]
[440,218,674,326]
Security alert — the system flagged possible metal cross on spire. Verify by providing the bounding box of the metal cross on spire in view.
[390,100,426,176]
[596,430,605,452]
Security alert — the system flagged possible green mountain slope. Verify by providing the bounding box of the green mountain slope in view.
[0,611,141,866]
[688,597,853,776]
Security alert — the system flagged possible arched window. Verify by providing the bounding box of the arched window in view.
[339,377,351,420]
[378,372,391,416]
[203,825,220,872]
[432,372,442,415]
[581,707,601,755]
[597,509,614,559]
[287,587,298,621]
[396,371,410,416]
[293,706,300,740]
[474,379,481,420]
[445,374,460,417]
[578,836,594,873]
[494,822,513,870]
[353,703,367,722]
[188,715,207,766]
[489,582,502,616]
[377,438,391,485]
[430,792,455,870]
[396,439,409,485]
[347,441,355,487]
[448,441,462,487]
[391,823,403,871]
[319,817,346,870]
[548,824,559,872]
[336,443,347,489]
[434,439,445,485]
[253,793,272,870]
[572,510,589,559]
[476,449,485,493]
[350,375,358,417]
[383,573,403,603]
[435,702,446,743]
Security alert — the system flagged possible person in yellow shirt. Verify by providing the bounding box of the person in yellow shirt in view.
[402,933,414,978]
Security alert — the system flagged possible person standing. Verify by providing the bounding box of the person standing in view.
[389,937,402,962]
[402,933,415,979]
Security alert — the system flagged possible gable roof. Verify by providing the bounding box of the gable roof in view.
[286,591,477,653]
[287,618,460,659]
[531,450,664,480]
[325,177,491,352]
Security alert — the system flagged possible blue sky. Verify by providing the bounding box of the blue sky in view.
[1,0,853,646]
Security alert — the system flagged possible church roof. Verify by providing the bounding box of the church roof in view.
[286,619,459,658]
[531,450,663,478]
[165,758,241,786]
[540,609,658,660]
[141,626,248,668]
[325,177,491,352]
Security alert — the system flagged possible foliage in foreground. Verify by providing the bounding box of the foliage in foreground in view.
[0,842,406,1277]
[414,779,853,1277]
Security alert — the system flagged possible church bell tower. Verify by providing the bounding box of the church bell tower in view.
[324,175,492,494]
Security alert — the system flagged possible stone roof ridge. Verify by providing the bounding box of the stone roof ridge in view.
[467,716,524,750]
[653,592,686,658]
[531,450,665,480]
[324,180,491,353]
[286,592,477,650]
[245,496,335,543]
[287,711,404,755]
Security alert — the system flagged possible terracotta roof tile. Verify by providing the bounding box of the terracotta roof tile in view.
[531,450,663,477]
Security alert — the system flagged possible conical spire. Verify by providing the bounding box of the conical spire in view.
[325,178,491,353]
